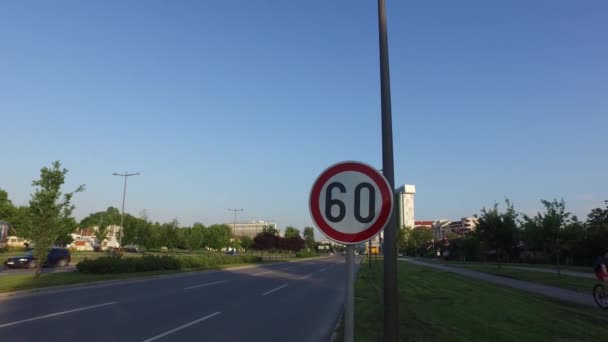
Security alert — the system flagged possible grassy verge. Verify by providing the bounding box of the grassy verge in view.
[345,260,607,342]
[0,262,263,294]
[449,264,596,293]
[0,255,325,294]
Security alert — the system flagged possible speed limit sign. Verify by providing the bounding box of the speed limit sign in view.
[309,161,394,245]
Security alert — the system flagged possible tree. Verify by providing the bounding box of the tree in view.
[28,161,84,276]
[523,199,574,269]
[79,207,121,229]
[253,232,279,250]
[205,224,231,250]
[0,189,31,237]
[183,223,205,252]
[585,201,608,264]
[303,227,315,249]
[262,224,279,235]
[94,223,108,249]
[475,199,519,262]
[284,226,301,239]
[410,227,433,256]
[160,219,180,249]
[0,188,15,222]
[396,226,408,252]
[240,236,254,250]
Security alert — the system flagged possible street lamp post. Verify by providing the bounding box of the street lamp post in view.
[113,171,140,248]
[227,208,244,236]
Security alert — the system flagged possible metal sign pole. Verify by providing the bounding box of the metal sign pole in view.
[377,0,398,340]
[345,244,355,342]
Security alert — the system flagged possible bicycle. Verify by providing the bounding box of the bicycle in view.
[593,283,608,309]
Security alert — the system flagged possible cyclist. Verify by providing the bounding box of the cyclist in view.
[594,250,608,287]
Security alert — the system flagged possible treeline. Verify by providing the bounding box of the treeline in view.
[409,199,608,266]
[79,206,237,251]
[0,162,316,253]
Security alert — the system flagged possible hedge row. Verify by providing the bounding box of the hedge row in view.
[295,250,320,258]
[76,255,262,274]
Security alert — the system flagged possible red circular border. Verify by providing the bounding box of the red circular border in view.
[309,161,393,244]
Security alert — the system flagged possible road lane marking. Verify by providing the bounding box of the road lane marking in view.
[319,267,330,272]
[252,271,272,276]
[262,284,288,296]
[184,280,227,290]
[301,274,313,279]
[141,312,222,342]
[0,302,117,328]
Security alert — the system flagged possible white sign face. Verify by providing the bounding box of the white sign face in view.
[309,161,393,245]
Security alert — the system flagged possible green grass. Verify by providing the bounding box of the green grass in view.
[450,264,596,293]
[346,260,608,342]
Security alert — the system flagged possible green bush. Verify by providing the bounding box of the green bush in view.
[77,254,262,274]
[295,250,320,258]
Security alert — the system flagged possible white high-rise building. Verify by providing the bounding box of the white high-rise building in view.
[396,184,416,229]
[368,184,416,251]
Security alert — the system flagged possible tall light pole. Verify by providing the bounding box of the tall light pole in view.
[113,171,140,248]
[227,208,244,236]
[377,0,398,340]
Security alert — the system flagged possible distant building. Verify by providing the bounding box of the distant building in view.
[367,184,416,252]
[432,220,452,241]
[396,185,416,229]
[432,217,478,240]
[70,225,122,250]
[414,221,433,229]
[229,220,277,239]
[449,217,478,236]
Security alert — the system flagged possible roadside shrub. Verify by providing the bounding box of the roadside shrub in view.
[295,250,319,258]
[77,254,262,274]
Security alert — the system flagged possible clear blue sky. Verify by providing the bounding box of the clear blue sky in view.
[1,1,606,234]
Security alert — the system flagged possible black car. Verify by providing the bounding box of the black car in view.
[4,248,71,269]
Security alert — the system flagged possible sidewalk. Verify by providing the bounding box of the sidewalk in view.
[401,258,596,307]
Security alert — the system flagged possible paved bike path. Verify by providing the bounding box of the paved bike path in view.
[400,258,596,307]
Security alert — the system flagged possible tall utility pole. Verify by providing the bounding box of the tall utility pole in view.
[377,0,398,340]
[227,208,244,235]
[112,171,140,248]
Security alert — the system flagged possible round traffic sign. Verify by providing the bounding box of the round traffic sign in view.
[309,161,394,245]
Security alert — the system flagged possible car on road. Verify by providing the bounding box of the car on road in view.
[4,248,71,269]
[225,250,239,256]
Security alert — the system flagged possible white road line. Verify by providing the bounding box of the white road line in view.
[184,280,227,290]
[262,284,288,296]
[319,267,329,272]
[252,271,272,276]
[301,273,313,279]
[141,312,222,342]
[0,302,117,328]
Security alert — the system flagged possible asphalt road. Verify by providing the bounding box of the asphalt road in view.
[0,256,360,342]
